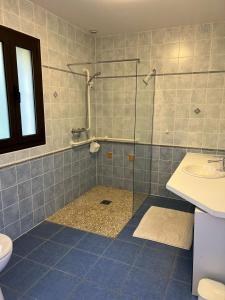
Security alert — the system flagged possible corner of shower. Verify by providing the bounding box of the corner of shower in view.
[51,58,156,236]
[67,59,156,215]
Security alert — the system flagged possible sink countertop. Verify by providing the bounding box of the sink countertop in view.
[166,153,225,219]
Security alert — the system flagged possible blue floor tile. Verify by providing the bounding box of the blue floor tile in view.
[13,234,44,257]
[117,226,145,246]
[103,239,141,265]
[50,227,87,247]
[135,205,149,216]
[69,281,123,300]
[76,233,112,255]
[86,257,130,290]
[2,288,35,300]
[0,194,197,300]
[165,279,197,300]
[177,246,193,259]
[148,196,193,213]
[1,287,35,300]
[134,247,175,278]
[1,286,23,300]
[28,241,69,267]
[29,221,63,239]
[0,259,48,293]
[145,240,178,255]
[0,254,22,277]
[126,214,144,228]
[55,248,98,277]
[172,256,193,284]
[25,270,80,300]
[122,266,168,300]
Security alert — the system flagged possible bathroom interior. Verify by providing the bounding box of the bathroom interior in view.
[0,0,225,299]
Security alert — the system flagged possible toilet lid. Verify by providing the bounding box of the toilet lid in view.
[0,234,12,259]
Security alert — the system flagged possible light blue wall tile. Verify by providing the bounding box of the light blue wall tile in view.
[32,176,44,195]
[44,171,54,189]
[20,213,33,234]
[43,155,54,172]
[31,158,43,178]
[55,195,64,210]
[44,186,54,204]
[16,162,31,183]
[33,191,44,210]
[0,211,4,229]
[0,167,16,189]
[33,206,45,225]
[1,186,18,209]
[18,180,32,201]
[54,167,64,184]
[160,147,173,161]
[45,201,55,217]
[64,149,72,165]
[19,197,33,219]
[3,203,20,227]
[54,152,63,169]
[4,220,21,239]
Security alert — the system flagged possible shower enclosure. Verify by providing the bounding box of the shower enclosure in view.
[68,58,155,216]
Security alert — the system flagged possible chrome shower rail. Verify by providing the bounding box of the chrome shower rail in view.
[153,69,225,77]
[67,58,140,67]
[42,64,86,77]
[42,64,225,79]
[96,69,225,79]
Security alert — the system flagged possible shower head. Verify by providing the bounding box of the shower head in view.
[143,74,152,85]
[88,71,101,84]
[143,69,156,86]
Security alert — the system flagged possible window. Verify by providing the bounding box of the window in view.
[0,25,45,154]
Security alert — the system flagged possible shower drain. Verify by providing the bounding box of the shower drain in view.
[100,200,112,205]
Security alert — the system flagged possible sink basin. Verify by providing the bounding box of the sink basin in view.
[182,164,225,179]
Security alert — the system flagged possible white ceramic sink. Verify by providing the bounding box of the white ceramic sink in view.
[182,164,225,179]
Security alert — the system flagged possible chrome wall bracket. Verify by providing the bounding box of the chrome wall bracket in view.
[71,128,87,139]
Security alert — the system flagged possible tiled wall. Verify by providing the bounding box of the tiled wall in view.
[94,22,225,149]
[93,76,154,143]
[149,144,225,198]
[97,142,151,195]
[0,0,95,167]
[97,141,224,198]
[1,1,225,240]
[0,145,97,239]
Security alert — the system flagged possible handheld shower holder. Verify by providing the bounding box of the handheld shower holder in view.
[71,128,87,139]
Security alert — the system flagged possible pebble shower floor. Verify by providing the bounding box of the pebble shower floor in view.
[48,186,134,238]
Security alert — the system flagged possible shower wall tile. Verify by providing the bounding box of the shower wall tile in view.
[97,141,221,198]
[0,145,97,240]
[0,1,96,168]
[95,21,225,151]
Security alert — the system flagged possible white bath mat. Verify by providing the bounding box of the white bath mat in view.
[133,206,194,250]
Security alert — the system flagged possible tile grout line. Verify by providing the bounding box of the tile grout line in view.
[63,237,115,299]
[116,234,147,297]
[20,227,89,298]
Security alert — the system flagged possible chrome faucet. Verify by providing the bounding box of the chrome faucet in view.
[208,157,225,172]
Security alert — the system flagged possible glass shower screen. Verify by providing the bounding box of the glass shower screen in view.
[133,72,155,214]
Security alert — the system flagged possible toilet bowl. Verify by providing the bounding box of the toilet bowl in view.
[0,234,13,300]
[198,278,225,300]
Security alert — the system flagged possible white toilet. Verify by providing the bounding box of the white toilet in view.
[0,234,13,300]
[198,278,225,300]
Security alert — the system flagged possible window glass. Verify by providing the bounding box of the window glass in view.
[16,47,36,136]
[0,42,10,140]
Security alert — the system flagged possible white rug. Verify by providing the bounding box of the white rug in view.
[133,206,194,250]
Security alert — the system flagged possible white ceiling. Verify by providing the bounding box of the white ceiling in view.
[32,0,225,34]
